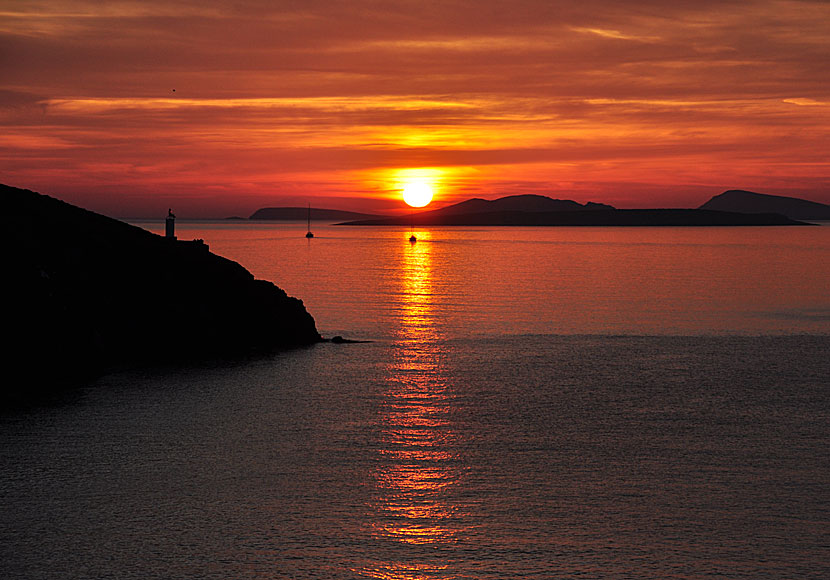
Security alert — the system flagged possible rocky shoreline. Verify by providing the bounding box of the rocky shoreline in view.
[4,184,321,399]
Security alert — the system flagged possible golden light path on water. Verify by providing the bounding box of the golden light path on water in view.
[356,231,469,580]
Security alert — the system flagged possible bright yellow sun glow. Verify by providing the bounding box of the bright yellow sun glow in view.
[402,182,434,207]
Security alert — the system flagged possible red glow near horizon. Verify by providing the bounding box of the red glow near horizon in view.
[1,1,829,217]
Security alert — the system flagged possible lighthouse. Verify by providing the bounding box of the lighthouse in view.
[165,208,176,240]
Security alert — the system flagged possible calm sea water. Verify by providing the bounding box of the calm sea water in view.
[2,223,828,579]
[159,222,829,338]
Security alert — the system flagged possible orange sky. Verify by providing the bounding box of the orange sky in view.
[2,0,829,217]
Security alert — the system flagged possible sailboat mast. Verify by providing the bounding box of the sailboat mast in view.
[305,202,314,238]
[409,206,417,242]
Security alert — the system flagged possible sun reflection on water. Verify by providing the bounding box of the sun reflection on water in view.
[355,232,471,579]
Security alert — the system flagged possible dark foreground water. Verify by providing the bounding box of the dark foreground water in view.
[2,224,829,578]
[2,335,828,579]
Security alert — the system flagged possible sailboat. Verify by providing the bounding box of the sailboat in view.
[305,203,314,238]
[409,208,417,243]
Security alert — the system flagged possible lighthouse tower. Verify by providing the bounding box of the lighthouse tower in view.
[165,208,176,240]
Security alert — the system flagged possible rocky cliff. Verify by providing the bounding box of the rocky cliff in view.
[3,184,320,398]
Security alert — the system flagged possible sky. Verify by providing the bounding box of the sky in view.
[2,0,829,217]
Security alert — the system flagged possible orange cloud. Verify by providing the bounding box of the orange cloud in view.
[1,0,829,216]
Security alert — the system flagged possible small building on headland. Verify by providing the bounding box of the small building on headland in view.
[165,209,176,240]
[164,209,209,251]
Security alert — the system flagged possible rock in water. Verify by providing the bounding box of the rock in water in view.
[2,184,321,398]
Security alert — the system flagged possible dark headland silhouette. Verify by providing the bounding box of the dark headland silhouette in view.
[699,190,830,221]
[4,184,321,400]
[341,193,808,226]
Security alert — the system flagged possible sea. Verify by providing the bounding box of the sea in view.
[2,222,828,579]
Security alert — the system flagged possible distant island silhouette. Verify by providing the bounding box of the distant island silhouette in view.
[429,194,615,214]
[699,190,830,221]
[340,193,808,226]
[247,191,825,226]
[4,184,321,400]
[249,207,382,221]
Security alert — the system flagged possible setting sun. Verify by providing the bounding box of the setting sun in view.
[402,182,434,208]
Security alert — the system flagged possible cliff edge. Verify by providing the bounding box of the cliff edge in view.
[3,184,321,398]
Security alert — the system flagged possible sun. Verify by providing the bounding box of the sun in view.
[402,182,433,208]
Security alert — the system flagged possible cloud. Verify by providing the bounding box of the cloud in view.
[783,98,827,106]
[1,0,829,215]
[570,27,660,42]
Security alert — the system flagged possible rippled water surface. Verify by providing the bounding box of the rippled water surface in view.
[166,222,830,338]
[2,224,828,579]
